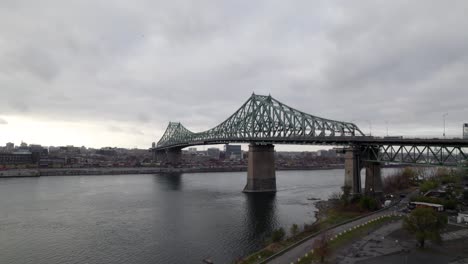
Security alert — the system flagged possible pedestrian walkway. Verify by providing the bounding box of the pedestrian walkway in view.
[450,258,468,264]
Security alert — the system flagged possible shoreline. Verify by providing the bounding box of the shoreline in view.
[0,165,344,178]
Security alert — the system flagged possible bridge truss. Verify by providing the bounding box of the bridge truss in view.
[360,143,468,167]
[156,94,365,150]
[154,94,468,167]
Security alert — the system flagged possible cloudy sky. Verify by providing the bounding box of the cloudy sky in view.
[1,0,468,149]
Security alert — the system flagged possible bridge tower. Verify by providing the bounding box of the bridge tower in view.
[243,143,276,193]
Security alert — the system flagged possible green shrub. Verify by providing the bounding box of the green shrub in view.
[290,224,299,237]
[359,196,378,211]
[419,180,439,193]
[443,199,457,210]
[271,228,285,242]
[404,207,447,248]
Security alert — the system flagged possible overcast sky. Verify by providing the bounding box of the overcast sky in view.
[1,0,467,149]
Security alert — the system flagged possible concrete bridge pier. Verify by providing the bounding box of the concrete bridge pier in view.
[154,150,167,163]
[344,148,362,195]
[243,143,276,193]
[364,162,383,196]
[362,146,383,197]
[344,146,383,197]
[166,148,182,164]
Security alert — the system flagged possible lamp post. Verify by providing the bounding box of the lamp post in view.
[385,121,389,137]
[366,120,372,136]
[443,113,448,138]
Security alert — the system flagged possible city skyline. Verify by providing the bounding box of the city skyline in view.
[1,1,468,149]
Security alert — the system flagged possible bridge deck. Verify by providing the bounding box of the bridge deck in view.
[153,136,468,151]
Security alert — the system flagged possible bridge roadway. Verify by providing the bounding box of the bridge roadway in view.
[153,136,468,151]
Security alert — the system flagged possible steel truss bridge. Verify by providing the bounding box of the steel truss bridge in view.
[156,94,364,149]
[153,93,468,167]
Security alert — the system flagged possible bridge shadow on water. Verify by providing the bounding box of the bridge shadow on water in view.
[243,192,278,244]
[152,172,183,190]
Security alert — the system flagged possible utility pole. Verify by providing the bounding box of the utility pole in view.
[443,113,448,138]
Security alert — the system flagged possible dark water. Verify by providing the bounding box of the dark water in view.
[0,169,381,264]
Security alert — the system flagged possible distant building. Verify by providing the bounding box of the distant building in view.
[224,144,242,160]
[5,142,14,152]
[317,149,336,158]
[457,211,468,224]
[188,147,197,153]
[39,157,66,168]
[0,152,33,165]
[207,148,220,159]
[96,147,117,156]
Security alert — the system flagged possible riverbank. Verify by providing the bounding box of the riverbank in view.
[239,198,348,264]
[239,195,403,264]
[0,165,344,178]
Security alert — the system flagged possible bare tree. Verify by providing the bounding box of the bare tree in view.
[313,232,332,263]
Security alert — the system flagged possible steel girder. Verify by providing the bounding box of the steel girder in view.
[360,144,468,166]
[156,94,365,149]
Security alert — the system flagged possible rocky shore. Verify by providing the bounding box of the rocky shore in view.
[314,199,336,222]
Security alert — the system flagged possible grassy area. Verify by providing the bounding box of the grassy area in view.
[237,208,366,264]
[320,210,362,227]
[296,215,401,264]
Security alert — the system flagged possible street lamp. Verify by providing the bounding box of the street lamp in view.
[443,113,448,138]
[366,120,372,136]
[385,121,389,137]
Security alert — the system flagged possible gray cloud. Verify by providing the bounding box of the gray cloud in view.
[1,0,468,147]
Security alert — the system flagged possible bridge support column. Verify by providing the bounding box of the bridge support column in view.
[364,162,383,196]
[243,144,276,193]
[154,150,167,163]
[166,148,182,165]
[344,148,362,195]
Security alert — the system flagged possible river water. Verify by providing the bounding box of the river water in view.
[0,169,398,264]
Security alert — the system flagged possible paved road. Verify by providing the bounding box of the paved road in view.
[335,220,413,264]
[442,229,468,241]
[268,206,404,263]
[267,192,415,264]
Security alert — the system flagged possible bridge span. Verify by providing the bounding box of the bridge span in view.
[151,94,468,195]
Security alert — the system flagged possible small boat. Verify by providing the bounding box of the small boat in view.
[307,197,320,201]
